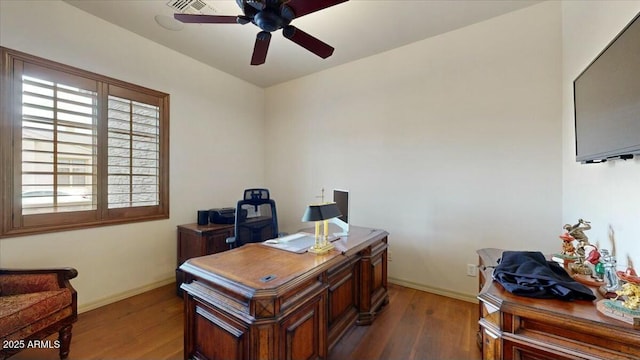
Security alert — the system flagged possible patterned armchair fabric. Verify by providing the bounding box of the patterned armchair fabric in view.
[0,268,78,360]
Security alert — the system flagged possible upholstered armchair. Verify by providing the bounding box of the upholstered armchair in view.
[0,268,78,360]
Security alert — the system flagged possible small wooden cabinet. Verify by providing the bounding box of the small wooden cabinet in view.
[477,248,640,360]
[176,223,234,295]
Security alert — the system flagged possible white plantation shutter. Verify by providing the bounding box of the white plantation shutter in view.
[21,74,97,215]
[107,95,160,208]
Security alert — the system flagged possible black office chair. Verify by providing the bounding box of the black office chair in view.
[226,188,280,249]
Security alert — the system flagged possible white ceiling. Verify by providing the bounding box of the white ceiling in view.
[64,0,541,88]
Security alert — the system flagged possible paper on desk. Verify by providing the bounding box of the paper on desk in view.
[276,232,339,243]
[262,232,342,253]
[277,232,313,242]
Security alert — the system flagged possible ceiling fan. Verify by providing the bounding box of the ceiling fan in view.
[174,0,349,65]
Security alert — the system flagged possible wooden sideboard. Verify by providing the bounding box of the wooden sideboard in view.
[176,223,234,296]
[180,226,389,360]
[477,248,640,360]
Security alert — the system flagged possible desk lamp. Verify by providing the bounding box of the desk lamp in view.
[301,203,341,254]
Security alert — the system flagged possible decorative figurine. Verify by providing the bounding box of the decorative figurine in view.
[616,282,640,311]
[617,267,640,284]
[559,232,576,256]
[570,240,593,275]
[566,219,593,275]
[552,225,581,267]
[602,249,621,292]
[597,295,640,329]
[584,248,602,280]
[596,258,640,328]
[563,219,591,244]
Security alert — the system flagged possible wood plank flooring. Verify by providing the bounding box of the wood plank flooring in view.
[12,283,481,360]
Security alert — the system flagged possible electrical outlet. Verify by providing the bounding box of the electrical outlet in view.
[387,250,393,262]
[467,264,477,277]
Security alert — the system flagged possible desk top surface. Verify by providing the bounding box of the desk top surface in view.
[186,244,341,290]
[182,226,388,291]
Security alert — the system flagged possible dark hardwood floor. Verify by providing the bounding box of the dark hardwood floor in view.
[12,283,481,360]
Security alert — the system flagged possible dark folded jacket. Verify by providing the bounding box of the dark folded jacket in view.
[493,251,596,301]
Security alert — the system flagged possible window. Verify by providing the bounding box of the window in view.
[1,47,169,238]
[58,159,89,186]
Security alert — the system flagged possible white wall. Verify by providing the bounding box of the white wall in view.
[0,0,265,311]
[4,0,636,310]
[265,2,563,300]
[562,1,640,273]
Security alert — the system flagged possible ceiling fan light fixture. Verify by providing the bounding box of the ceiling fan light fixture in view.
[155,14,185,31]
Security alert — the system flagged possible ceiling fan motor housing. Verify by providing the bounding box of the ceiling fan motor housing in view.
[253,6,293,32]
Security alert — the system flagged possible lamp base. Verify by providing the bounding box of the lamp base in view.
[308,242,335,255]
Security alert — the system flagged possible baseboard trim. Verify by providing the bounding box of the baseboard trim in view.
[78,277,475,313]
[78,277,175,314]
[388,277,478,304]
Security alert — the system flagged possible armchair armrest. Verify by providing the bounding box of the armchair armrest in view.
[0,267,78,296]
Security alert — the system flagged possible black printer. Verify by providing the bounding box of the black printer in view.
[209,208,235,224]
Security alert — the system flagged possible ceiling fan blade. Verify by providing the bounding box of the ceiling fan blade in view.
[174,14,239,24]
[283,26,334,59]
[285,0,348,18]
[251,31,272,65]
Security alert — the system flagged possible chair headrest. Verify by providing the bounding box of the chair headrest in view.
[243,188,270,200]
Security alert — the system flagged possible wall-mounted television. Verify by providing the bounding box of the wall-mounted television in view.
[573,12,640,164]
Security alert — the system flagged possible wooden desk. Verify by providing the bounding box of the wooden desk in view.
[477,248,640,360]
[180,226,389,360]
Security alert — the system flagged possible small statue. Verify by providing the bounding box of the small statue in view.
[559,232,576,256]
[602,249,621,292]
[584,247,602,281]
[616,282,640,310]
[571,240,596,275]
[564,219,593,275]
[563,219,591,244]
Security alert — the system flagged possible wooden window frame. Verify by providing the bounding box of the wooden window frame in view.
[0,47,170,238]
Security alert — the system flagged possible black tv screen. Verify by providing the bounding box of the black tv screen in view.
[573,12,640,163]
